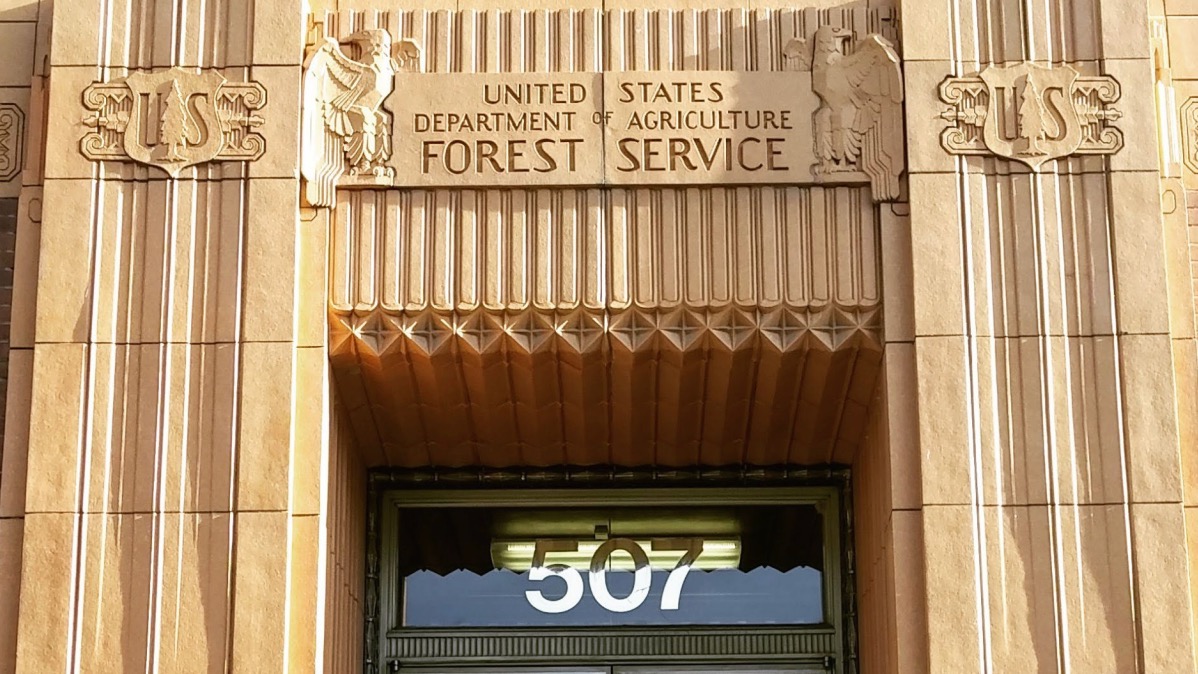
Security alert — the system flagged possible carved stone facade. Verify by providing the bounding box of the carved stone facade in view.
[312,7,899,474]
[1181,96,1198,175]
[0,1,1196,674]
[939,63,1124,168]
[299,8,906,204]
[0,104,24,184]
[329,182,886,467]
[805,28,904,198]
[80,68,267,176]
[302,30,420,206]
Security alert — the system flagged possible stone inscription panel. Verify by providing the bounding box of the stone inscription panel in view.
[604,72,816,185]
[395,73,603,186]
[391,72,819,187]
[299,8,905,206]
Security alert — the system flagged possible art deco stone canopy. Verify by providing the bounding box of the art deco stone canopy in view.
[4,0,1197,673]
[310,6,898,467]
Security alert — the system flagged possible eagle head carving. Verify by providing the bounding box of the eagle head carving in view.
[344,29,392,60]
[813,26,851,61]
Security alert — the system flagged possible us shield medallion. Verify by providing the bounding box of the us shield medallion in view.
[979,63,1082,169]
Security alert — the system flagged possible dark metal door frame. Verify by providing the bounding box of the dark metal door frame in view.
[366,467,856,674]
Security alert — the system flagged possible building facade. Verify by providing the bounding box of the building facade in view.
[0,0,1196,672]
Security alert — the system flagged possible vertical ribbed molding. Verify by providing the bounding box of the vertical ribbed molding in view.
[1155,3,1198,658]
[900,0,1197,671]
[323,381,365,673]
[13,0,316,672]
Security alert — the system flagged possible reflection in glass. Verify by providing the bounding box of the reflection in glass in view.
[404,566,823,627]
[395,503,826,628]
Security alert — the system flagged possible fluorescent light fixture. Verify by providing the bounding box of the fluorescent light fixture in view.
[491,538,741,571]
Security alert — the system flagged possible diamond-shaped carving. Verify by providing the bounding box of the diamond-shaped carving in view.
[329,315,357,355]
[401,312,452,355]
[454,313,504,354]
[658,308,707,351]
[828,306,868,349]
[556,312,606,353]
[856,308,883,349]
[760,308,811,352]
[708,308,757,351]
[609,310,657,351]
[352,312,403,356]
[504,312,555,353]
[808,308,835,350]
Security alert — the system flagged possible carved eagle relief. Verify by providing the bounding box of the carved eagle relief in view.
[807,27,904,201]
[301,30,420,207]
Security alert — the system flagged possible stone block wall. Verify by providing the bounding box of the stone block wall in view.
[0,0,1193,673]
[0,1,48,672]
[1188,192,1198,318]
[902,0,1197,669]
[1159,1,1198,661]
[854,369,925,674]
[0,0,330,671]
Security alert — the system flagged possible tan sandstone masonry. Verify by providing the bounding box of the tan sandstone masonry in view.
[319,2,1193,673]
[0,2,1195,674]
[1156,0,1198,664]
[2,0,329,671]
[0,0,48,673]
[907,0,1198,669]
[316,1,910,487]
[314,6,898,672]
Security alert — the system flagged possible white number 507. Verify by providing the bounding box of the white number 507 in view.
[524,538,703,614]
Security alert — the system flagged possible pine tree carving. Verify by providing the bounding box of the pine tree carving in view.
[159,81,196,162]
[1016,75,1048,156]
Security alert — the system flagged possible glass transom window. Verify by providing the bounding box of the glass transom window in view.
[370,478,853,673]
[398,502,826,627]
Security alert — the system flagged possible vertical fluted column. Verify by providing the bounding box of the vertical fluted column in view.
[900,0,1197,671]
[10,1,328,671]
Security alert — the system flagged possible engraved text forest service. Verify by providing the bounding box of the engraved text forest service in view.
[300,26,907,204]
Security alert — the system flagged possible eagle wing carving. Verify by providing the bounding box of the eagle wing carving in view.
[836,35,904,200]
[302,37,378,208]
[811,30,904,201]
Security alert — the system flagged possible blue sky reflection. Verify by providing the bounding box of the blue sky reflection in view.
[403,567,823,627]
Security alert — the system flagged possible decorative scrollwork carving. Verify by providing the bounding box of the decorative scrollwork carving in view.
[0,103,26,182]
[80,68,267,177]
[938,63,1123,169]
[1179,97,1198,176]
